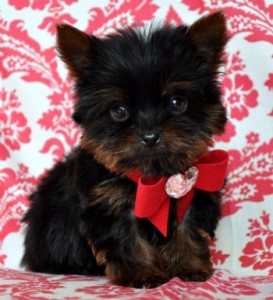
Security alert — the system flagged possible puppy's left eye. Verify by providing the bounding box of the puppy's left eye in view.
[110,105,130,122]
[169,96,188,114]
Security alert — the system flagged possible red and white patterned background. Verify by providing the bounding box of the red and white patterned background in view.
[0,0,273,299]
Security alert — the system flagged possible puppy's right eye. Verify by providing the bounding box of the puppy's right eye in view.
[110,105,130,122]
[169,96,188,115]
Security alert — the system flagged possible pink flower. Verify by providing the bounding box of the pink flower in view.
[0,111,31,160]
[223,74,258,120]
[246,132,260,145]
[240,236,273,271]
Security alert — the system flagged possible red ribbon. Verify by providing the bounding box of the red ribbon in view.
[127,149,229,237]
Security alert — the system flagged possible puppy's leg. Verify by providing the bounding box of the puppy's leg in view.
[160,192,220,282]
[89,233,169,288]
[160,224,213,281]
[80,178,169,288]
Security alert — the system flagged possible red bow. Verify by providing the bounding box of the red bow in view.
[127,149,229,237]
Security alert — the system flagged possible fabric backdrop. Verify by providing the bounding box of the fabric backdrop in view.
[0,0,273,279]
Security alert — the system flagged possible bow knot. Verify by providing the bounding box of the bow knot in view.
[127,149,229,237]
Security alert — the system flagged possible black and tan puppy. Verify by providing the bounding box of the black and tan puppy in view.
[22,11,229,288]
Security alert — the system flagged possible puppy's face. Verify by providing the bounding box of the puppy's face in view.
[57,12,228,177]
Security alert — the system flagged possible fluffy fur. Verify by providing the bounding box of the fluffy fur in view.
[22,11,229,288]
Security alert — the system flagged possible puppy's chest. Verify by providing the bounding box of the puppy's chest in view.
[89,177,137,217]
[88,176,178,243]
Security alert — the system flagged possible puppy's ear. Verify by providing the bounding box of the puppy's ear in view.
[56,24,97,81]
[187,11,229,71]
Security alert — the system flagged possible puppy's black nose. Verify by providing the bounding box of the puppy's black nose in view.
[141,132,160,147]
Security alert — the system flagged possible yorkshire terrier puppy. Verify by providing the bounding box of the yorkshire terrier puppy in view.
[22,11,229,288]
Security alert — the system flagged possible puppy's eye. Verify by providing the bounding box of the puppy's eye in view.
[110,105,130,122]
[169,96,188,114]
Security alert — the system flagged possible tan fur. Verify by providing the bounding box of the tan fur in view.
[160,224,213,280]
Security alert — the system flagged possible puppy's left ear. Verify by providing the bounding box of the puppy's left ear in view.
[187,11,229,71]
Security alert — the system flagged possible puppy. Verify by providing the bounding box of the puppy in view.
[22,11,229,288]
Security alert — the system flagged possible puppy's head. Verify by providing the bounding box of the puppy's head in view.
[57,11,229,178]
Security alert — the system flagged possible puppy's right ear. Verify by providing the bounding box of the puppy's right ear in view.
[56,24,97,81]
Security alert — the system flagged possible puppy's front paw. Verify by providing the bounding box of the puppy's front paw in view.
[179,269,213,282]
[105,262,169,288]
[129,270,170,288]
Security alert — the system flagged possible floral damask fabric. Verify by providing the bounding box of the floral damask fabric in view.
[0,0,273,298]
[0,267,273,300]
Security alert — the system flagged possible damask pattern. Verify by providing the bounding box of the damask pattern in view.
[0,89,31,160]
[0,0,273,298]
[0,267,273,299]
